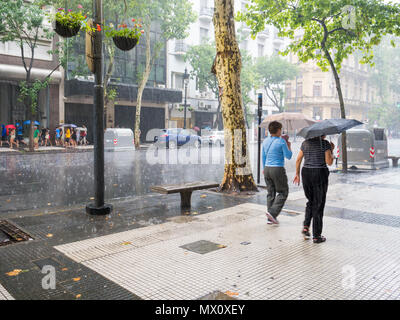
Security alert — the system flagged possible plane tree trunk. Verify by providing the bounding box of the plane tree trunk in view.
[212,0,257,193]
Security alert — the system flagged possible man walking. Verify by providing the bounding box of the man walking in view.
[262,121,292,224]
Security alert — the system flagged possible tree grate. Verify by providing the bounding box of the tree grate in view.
[0,220,34,247]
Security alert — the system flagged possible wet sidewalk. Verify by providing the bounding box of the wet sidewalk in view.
[0,167,400,300]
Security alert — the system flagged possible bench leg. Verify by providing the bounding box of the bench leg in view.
[393,159,398,167]
[180,191,192,210]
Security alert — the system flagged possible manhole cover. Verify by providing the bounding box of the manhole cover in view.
[0,220,34,247]
[180,240,226,254]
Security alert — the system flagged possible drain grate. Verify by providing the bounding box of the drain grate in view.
[0,220,34,247]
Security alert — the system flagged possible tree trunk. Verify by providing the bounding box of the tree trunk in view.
[212,0,257,193]
[134,23,152,149]
[320,24,348,172]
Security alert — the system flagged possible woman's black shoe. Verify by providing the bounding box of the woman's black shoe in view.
[313,236,326,244]
[302,226,311,240]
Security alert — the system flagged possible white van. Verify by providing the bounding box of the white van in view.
[104,128,135,151]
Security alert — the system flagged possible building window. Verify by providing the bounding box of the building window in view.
[313,107,322,120]
[200,27,209,42]
[285,83,291,99]
[296,82,303,97]
[331,108,340,118]
[240,40,248,51]
[313,81,322,97]
[258,44,264,57]
[174,73,184,90]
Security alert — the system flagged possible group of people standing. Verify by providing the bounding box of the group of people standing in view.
[0,123,88,149]
[55,126,88,147]
[262,121,334,244]
[1,123,26,149]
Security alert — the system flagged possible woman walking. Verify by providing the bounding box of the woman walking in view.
[9,128,19,149]
[293,136,334,244]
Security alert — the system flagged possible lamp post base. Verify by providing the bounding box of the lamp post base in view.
[86,203,113,215]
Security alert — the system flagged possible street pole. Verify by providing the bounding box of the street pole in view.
[183,83,187,129]
[257,93,262,185]
[294,75,298,142]
[183,68,189,129]
[86,0,112,215]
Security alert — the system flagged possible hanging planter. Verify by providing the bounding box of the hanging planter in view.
[105,19,144,52]
[55,20,81,38]
[112,36,138,51]
[54,6,87,38]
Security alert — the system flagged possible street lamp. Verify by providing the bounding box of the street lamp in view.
[86,0,112,216]
[183,67,190,129]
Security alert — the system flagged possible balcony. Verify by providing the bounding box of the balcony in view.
[257,29,269,39]
[173,41,189,55]
[199,7,214,22]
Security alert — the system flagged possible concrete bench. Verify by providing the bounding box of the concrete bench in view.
[151,181,219,210]
[386,156,399,167]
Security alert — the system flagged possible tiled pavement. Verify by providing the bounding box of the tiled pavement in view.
[1,167,400,300]
[54,202,400,300]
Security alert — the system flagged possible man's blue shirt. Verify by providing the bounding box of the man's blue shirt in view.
[262,136,292,168]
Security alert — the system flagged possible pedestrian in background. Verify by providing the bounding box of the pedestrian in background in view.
[293,135,334,244]
[65,127,71,147]
[81,125,88,145]
[71,128,77,148]
[44,128,51,147]
[1,125,8,147]
[33,126,40,149]
[55,127,61,146]
[9,128,18,149]
[262,121,292,225]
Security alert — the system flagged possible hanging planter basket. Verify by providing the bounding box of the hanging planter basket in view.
[112,36,138,51]
[55,20,81,38]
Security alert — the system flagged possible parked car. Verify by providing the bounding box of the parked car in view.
[202,130,225,147]
[155,128,201,149]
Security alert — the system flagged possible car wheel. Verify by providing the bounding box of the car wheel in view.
[168,140,177,149]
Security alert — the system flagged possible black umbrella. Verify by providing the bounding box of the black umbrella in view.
[297,118,363,140]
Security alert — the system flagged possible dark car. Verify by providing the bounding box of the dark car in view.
[155,128,201,149]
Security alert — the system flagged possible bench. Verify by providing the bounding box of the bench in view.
[151,181,219,210]
[386,156,399,167]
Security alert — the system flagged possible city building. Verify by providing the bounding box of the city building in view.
[0,14,62,132]
[167,0,288,136]
[65,22,182,143]
[284,52,384,122]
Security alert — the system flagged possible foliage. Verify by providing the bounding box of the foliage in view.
[54,6,87,29]
[104,19,144,39]
[238,0,400,74]
[0,0,64,117]
[184,42,218,96]
[254,55,298,111]
[18,79,50,114]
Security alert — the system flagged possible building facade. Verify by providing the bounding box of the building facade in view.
[167,0,288,136]
[284,53,383,122]
[0,13,62,134]
[65,22,182,143]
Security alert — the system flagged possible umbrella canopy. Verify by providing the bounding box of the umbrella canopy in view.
[23,120,40,125]
[260,112,316,132]
[297,118,363,140]
[61,124,77,128]
[5,125,16,130]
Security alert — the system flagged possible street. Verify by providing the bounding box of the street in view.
[1,138,400,215]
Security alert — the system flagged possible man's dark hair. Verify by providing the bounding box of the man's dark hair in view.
[268,121,282,134]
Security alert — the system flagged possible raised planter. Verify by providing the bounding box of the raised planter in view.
[112,36,138,51]
[55,20,81,38]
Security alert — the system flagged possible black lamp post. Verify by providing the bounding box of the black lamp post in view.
[183,68,189,129]
[86,0,112,215]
